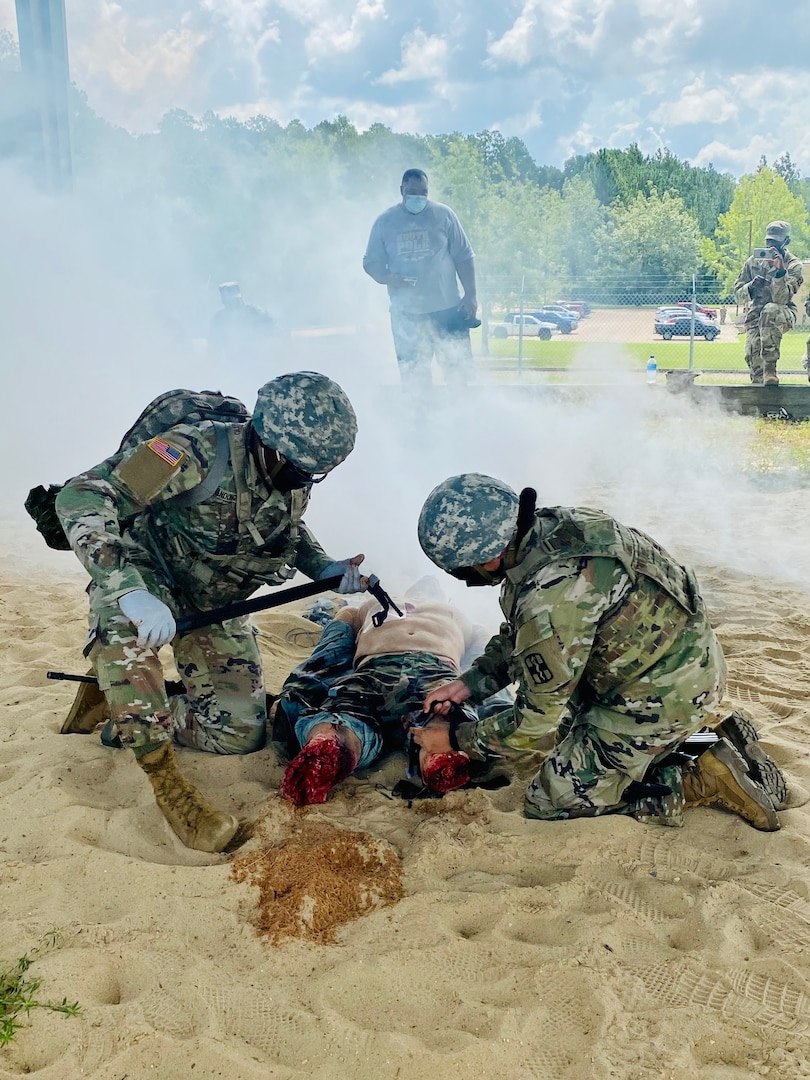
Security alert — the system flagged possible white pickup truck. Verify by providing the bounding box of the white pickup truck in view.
[490,314,558,340]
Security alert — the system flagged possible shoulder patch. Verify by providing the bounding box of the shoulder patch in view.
[115,440,189,502]
[148,437,185,467]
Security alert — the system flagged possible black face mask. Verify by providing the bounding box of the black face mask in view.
[272,459,327,493]
[252,430,326,493]
[450,564,505,587]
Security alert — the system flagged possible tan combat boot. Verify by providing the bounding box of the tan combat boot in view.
[714,710,788,810]
[683,738,779,831]
[138,743,239,852]
[61,674,111,734]
[763,363,779,386]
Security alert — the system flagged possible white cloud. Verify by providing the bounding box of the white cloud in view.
[324,96,427,133]
[378,27,449,84]
[72,5,208,95]
[302,0,386,59]
[201,0,276,42]
[652,77,737,126]
[486,7,538,68]
[5,0,810,176]
[691,135,772,171]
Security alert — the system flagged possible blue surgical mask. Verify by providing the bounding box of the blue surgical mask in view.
[404,195,428,214]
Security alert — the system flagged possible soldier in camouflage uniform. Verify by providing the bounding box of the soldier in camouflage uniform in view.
[56,371,366,852]
[413,474,785,831]
[733,221,803,386]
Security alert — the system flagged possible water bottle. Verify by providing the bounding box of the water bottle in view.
[646,354,657,385]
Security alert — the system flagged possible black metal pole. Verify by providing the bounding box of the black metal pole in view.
[175,574,343,633]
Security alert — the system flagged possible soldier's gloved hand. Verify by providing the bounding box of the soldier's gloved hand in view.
[118,589,177,649]
[319,554,368,594]
[749,275,768,297]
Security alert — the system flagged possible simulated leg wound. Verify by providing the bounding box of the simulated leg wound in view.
[420,749,471,793]
[280,732,358,807]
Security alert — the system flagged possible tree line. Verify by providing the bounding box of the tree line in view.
[3,28,810,310]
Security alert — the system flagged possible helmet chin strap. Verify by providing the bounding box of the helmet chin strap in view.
[249,427,291,491]
[503,486,538,570]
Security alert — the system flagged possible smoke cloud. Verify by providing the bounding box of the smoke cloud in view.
[1,149,808,638]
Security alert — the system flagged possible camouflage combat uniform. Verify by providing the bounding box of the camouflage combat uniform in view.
[451,507,727,823]
[56,419,333,757]
[733,250,803,381]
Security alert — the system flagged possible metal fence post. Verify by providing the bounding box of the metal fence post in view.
[518,275,525,378]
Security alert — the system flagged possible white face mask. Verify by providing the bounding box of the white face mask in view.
[404,195,428,214]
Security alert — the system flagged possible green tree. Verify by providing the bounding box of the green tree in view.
[562,144,735,235]
[774,151,801,190]
[0,27,18,68]
[554,176,608,287]
[595,187,702,295]
[702,166,810,291]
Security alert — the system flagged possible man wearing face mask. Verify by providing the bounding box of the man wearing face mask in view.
[55,372,368,853]
[411,474,788,832]
[363,168,479,393]
[733,221,803,386]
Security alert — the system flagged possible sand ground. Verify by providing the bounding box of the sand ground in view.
[3,493,810,1080]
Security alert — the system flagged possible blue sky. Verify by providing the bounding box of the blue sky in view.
[3,0,809,176]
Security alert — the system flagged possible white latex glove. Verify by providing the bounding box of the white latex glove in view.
[318,554,368,594]
[118,589,177,649]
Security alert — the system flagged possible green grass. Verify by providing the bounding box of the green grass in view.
[476,328,810,377]
[749,415,810,472]
[0,930,80,1047]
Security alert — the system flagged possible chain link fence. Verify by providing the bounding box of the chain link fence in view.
[475,272,810,384]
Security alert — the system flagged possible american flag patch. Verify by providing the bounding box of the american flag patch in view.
[147,437,185,467]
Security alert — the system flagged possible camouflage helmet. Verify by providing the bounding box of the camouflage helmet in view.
[417,473,520,572]
[252,371,357,474]
[765,221,791,244]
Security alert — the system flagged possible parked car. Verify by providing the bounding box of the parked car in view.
[675,301,717,320]
[522,308,579,333]
[556,300,592,317]
[491,315,558,340]
[654,307,720,341]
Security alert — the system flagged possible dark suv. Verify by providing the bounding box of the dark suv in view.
[523,308,579,334]
[654,307,720,341]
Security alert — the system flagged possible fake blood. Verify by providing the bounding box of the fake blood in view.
[420,750,471,793]
[281,736,357,807]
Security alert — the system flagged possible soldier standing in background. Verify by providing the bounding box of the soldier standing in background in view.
[733,221,803,386]
[209,282,277,365]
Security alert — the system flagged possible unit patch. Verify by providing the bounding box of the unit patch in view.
[524,652,555,685]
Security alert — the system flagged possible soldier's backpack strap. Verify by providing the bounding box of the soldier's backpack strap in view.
[167,422,231,510]
[226,423,254,531]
